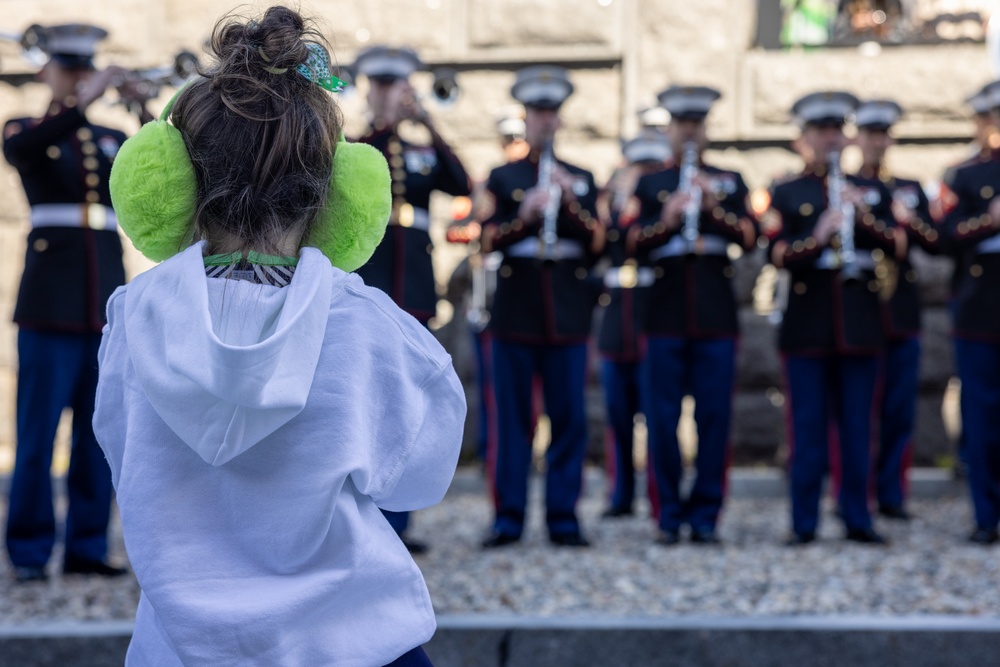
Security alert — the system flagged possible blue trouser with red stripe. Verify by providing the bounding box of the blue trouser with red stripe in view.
[471,328,496,462]
[641,337,735,533]
[6,330,113,568]
[953,338,1000,531]
[876,337,920,510]
[601,359,641,512]
[785,354,878,536]
[490,339,588,539]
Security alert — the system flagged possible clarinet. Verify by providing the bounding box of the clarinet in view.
[827,150,861,281]
[679,140,702,251]
[538,138,561,261]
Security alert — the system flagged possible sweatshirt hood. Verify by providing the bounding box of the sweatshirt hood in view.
[123,242,336,465]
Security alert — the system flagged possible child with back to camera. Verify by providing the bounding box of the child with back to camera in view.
[93,7,465,666]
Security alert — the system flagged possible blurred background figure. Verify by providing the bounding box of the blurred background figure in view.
[446,109,528,465]
[940,79,1000,546]
[768,91,902,546]
[3,23,131,583]
[628,86,758,545]
[480,66,603,549]
[595,129,670,518]
[352,45,472,555]
[853,99,941,521]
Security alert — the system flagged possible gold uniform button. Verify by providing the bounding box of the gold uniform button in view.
[391,183,406,195]
[579,210,592,222]
[85,173,100,187]
[793,282,807,295]
[598,293,612,307]
[607,229,620,242]
[872,248,885,261]
[654,222,667,234]
[804,237,817,249]
[575,267,588,280]
[713,206,725,219]
[906,270,918,283]
[81,142,97,155]
[85,190,100,203]
[958,222,969,234]
[499,265,513,278]
[971,264,984,277]
[391,169,407,181]
[927,230,939,242]
[512,189,525,202]
[33,238,49,252]
[982,186,995,199]
[76,127,93,141]
[83,156,99,171]
[511,219,524,231]
[723,265,735,278]
[389,156,404,168]
[388,141,402,155]
[725,212,738,226]
[499,223,511,234]
[569,201,581,214]
[869,281,880,292]
[46,146,61,160]
[657,190,669,203]
[792,241,804,252]
[799,203,814,216]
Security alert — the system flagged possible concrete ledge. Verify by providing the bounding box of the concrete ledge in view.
[3,616,999,667]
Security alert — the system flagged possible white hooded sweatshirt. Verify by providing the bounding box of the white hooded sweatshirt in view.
[93,242,466,667]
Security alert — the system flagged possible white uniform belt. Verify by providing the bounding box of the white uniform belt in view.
[815,248,876,271]
[649,234,728,260]
[389,206,430,231]
[30,204,117,231]
[976,233,1000,254]
[506,237,585,260]
[604,266,655,289]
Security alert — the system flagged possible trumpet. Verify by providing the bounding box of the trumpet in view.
[111,50,199,108]
[430,67,459,105]
[537,137,561,262]
[827,150,861,281]
[678,140,702,251]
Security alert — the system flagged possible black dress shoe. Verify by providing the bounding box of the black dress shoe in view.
[786,532,816,546]
[62,558,128,577]
[690,528,721,545]
[13,566,47,583]
[482,533,520,549]
[549,533,590,547]
[845,528,888,545]
[969,528,999,545]
[601,506,634,518]
[400,537,429,555]
[878,505,912,521]
[550,532,590,547]
[655,529,680,546]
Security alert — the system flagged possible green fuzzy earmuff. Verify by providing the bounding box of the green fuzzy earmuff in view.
[109,89,390,272]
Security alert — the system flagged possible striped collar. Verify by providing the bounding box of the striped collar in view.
[204,251,298,287]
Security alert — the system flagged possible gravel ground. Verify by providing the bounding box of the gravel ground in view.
[2,467,997,624]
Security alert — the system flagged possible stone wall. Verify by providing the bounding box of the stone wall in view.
[0,0,987,467]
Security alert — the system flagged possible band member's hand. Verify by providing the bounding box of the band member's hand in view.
[76,65,129,110]
[841,184,866,209]
[987,197,1000,227]
[661,193,689,230]
[399,83,431,127]
[891,199,915,226]
[814,208,842,245]
[691,173,719,211]
[551,167,577,206]
[518,187,551,224]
